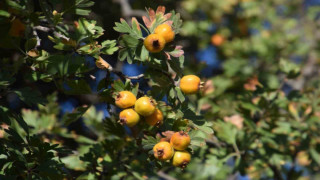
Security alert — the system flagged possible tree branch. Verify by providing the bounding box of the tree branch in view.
[157,170,177,180]
[34,25,69,40]
[113,0,146,20]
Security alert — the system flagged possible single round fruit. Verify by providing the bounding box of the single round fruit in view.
[115,91,136,109]
[134,97,156,116]
[119,109,140,127]
[170,131,191,150]
[172,151,191,168]
[144,34,166,53]
[211,34,224,46]
[179,75,201,94]
[145,109,163,126]
[154,24,175,43]
[153,141,174,161]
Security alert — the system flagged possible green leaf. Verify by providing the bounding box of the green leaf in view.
[279,58,300,79]
[103,117,125,137]
[6,0,24,10]
[25,38,37,51]
[5,128,25,144]
[142,136,158,150]
[112,80,125,92]
[0,10,10,17]
[101,40,118,55]
[170,11,183,34]
[131,83,139,97]
[47,55,88,77]
[119,34,140,48]
[214,121,237,144]
[119,48,135,64]
[113,18,143,39]
[310,148,320,166]
[14,87,46,106]
[64,79,92,95]
[63,106,90,126]
[175,87,185,102]
[64,0,95,16]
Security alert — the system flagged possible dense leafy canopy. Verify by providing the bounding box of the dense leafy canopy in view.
[1,0,320,179]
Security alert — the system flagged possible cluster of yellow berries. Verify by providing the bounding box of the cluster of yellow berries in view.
[116,92,163,127]
[144,23,175,53]
[153,131,191,169]
[115,74,201,127]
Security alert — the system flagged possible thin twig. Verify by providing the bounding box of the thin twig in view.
[232,142,241,159]
[157,170,177,180]
[32,29,41,48]
[34,25,69,40]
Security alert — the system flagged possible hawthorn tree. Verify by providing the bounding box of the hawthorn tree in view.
[1,0,320,180]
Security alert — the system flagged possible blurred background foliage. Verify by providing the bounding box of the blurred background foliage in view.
[1,0,320,179]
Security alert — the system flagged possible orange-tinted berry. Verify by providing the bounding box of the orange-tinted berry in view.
[153,142,174,161]
[170,131,191,150]
[145,109,163,126]
[134,97,156,116]
[154,24,175,43]
[119,109,140,127]
[115,91,136,109]
[172,151,191,168]
[179,75,201,94]
[211,34,225,46]
[144,34,166,53]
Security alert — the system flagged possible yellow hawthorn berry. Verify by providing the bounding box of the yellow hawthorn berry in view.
[154,24,175,43]
[144,34,166,53]
[170,131,191,150]
[179,75,201,94]
[119,109,140,127]
[153,142,174,161]
[134,97,156,116]
[172,151,191,168]
[115,91,136,109]
[145,109,163,126]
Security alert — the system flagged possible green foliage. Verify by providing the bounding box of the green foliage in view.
[1,0,320,179]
